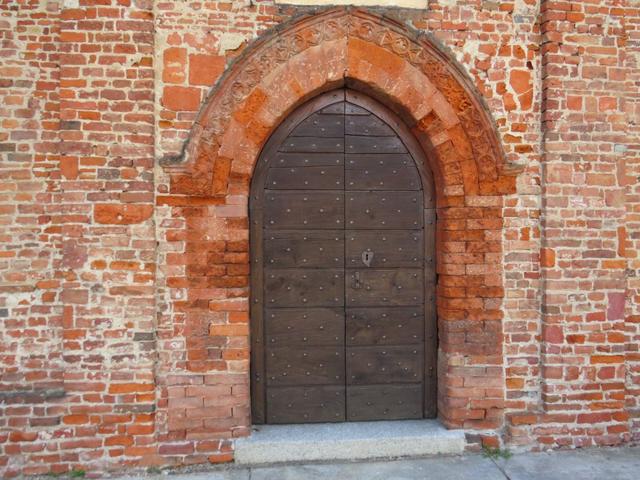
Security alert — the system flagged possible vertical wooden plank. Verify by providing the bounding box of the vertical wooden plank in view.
[340,99,347,425]
[343,100,427,421]
[250,199,265,424]
[249,90,346,425]
[424,208,437,418]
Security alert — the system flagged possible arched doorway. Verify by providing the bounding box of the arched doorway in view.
[249,89,436,424]
[161,8,520,442]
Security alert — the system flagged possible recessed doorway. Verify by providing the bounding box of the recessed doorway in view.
[250,89,436,424]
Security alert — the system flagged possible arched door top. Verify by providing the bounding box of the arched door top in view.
[252,90,435,210]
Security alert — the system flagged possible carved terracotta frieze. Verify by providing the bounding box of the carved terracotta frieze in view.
[168,8,516,193]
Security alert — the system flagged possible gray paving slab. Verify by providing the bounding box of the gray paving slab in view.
[250,455,505,480]
[117,472,249,480]
[117,446,640,480]
[498,447,640,480]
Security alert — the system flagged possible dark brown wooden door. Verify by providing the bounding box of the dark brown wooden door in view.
[251,89,436,424]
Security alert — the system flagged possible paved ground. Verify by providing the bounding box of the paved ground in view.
[123,446,640,480]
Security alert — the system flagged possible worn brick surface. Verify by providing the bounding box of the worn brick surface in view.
[0,0,637,476]
[623,0,639,445]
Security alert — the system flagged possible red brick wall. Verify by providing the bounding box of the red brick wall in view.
[0,0,65,473]
[1,0,159,475]
[624,0,640,443]
[57,0,158,469]
[0,0,61,392]
[506,0,631,448]
[0,0,637,476]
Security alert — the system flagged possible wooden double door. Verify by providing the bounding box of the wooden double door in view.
[250,89,436,424]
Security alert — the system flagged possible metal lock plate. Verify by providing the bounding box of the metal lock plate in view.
[362,249,374,267]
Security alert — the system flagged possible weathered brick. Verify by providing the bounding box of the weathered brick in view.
[94,204,153,224]
[189,54,225,86]
[163,47,187,84]
[162,86,201,111]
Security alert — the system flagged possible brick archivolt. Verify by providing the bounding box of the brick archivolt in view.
[164,8,521,200]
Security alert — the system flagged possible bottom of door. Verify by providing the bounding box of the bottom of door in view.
[265,384,431,424]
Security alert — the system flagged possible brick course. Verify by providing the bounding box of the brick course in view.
[0,0,637,476]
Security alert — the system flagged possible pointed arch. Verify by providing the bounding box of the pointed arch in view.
[163,7,521,201]
[160,7,522,435]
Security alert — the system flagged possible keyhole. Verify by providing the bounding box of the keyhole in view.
[362,250,374,267]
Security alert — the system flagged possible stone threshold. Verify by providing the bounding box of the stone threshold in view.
[234,419,466,465]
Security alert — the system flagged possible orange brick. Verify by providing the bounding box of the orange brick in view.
[162,86,201,111]
[163,47,187,84]
[189,54,225,86]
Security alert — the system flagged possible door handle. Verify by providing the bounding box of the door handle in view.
[353,271,361,289]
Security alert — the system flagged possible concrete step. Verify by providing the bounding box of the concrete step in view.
[234,420,466,465]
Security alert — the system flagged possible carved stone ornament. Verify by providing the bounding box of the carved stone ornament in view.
[168,8,519,195]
